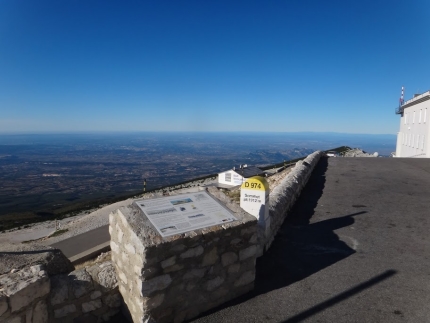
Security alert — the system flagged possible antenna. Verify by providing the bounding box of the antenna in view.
[399,86,404,107]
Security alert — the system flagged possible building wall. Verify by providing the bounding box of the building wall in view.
[396,91,430,158]
[218,170,244,186]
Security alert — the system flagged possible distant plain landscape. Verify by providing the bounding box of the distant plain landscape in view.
[0,132,395,231]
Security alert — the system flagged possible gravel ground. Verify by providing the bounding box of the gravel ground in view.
[0,166,293,247]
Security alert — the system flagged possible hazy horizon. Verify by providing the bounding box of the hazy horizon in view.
[0,131,396,156]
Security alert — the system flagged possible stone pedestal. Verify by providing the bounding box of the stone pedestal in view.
[109,187,257,323]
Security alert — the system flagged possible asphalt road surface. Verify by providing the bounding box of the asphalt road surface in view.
[50,225,109,258]
[191,157,430,323]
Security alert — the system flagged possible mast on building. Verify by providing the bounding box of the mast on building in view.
[395,86,405,115]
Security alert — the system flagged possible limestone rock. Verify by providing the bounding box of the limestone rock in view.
[0,244,74,276]
[33,300,48,323]
[82,299,102,313]
[54,304,76,318]
[239,245,257,261]
[180,246,204,259]
[0,292,8,316]
[97,264,118,290]
[234,270,254,287]
[103,293,121,308]
[206,276,224,291]
[69,269,94,298]
[50,275,68,305]
[221,252,238,267]
[90,290,102,300]
[160,256,176,269]
[202,248,218,266]
[2,266,50,313]
[183,268,205,280]
[141,274,172,297]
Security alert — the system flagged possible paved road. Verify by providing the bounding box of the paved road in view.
[49,225,109,258]
[191,157,430,323]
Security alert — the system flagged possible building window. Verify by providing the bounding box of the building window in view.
[416,135,419,148]
[412,134,415,147]
[425,109,428,123]
[225,173,231,182]
[408,134,411,146]
[413,111,415,123]
[419,110,422,123]
[405,113,408,124]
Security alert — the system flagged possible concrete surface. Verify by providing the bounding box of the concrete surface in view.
[49,225,110,258]
[191,157,430,323]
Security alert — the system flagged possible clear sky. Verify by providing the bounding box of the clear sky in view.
[1,1,429,134]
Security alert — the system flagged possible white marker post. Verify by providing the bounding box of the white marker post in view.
[240,176,270,235]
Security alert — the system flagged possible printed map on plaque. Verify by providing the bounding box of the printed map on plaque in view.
[135,191,237,237]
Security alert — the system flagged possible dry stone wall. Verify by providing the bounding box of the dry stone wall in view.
[264,150,323,252]
[109,187,258,323]
[48,261,121,323]
[0,265,50,323]
[0,261,121,323]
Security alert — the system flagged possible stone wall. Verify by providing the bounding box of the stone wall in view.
[0,265,50,323]
[0,261,121,323]
[109,187,258,323]
[263,150,323,252]
[48,261,121,323]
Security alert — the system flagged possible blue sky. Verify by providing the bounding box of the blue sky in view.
[1,0,429,134]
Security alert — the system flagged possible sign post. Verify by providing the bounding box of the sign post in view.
[240,176,270,224]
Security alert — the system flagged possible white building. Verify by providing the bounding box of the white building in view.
[218,165,265,187]
[395,90,430,158]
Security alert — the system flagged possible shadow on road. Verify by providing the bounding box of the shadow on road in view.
[191,157,366,321]
[255,157,364,293]
[282,269,397,323]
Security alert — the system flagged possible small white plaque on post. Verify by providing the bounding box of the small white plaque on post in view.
[240,176,270,222]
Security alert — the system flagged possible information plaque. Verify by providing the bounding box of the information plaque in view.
[135,191,237,237]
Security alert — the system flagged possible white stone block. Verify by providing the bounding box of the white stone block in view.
[125,243,136,255]
[117,224,124,243]
[98,265,118,289]
[110,241,120,254]
[119,272,128,285]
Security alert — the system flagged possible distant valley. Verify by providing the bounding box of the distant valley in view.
[0,132,395,230]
